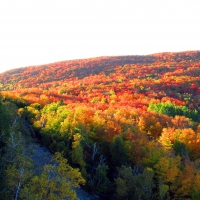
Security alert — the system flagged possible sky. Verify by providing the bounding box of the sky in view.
[0,0,200,73]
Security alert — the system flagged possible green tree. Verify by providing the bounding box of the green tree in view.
[110,136,128,167]
[115,166,155,200]
[3,155,33,200]
[173,140,188,156]
[0,98,10,144]
[88,160,111,195]
[148,102,199,122]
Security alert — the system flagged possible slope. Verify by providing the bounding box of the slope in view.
[1,51,200,199]
[0,51,200,109]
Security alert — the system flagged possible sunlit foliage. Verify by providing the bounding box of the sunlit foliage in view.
[1,51,200,199]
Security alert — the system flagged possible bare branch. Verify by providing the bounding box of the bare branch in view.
[132,163,143,176]
[12,116,19,127]
[92,142,99,161]
[14,167,24,200]
[9,133,23,149]
[99,155,106,165]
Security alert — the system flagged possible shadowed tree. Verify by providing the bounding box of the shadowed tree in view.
[110,136,128,168]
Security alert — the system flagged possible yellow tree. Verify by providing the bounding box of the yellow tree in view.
[171,163,200,199]
[154,156,181,199]
[72,133,87,177]
[21,152,85,200]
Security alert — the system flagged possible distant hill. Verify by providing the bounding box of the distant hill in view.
[0,51,200,107]
[0,55,156,89]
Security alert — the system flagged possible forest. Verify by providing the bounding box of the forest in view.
[1,51,200,199]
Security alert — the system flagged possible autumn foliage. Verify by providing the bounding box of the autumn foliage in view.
[1,51,200,199]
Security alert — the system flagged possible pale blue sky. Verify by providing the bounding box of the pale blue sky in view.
[0,0,199,73]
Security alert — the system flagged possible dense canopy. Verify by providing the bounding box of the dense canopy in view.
[1,51,200,199]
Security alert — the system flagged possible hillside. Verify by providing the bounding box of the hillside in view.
[1,51,200,108]
[1,51,200,199]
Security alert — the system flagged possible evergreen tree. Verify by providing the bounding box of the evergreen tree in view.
[110,136,127,167]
